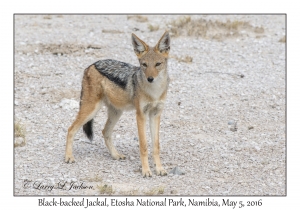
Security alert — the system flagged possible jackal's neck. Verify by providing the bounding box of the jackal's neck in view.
[136,67,169,100]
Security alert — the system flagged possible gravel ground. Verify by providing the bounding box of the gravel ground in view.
[14,15,286,196]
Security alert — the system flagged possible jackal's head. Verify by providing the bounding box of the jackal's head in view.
[131,31,170,83]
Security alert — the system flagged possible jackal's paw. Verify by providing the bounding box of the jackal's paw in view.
[65,154,75,163]
[156,167,167,176]
[142,168,152,178]
[112,153,126,160]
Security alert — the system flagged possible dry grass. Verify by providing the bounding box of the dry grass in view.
[119,189,139,195]
[255,35,265,39]
[144,186,165,195]
[15,122,25,138]
[127,15,148,22]
[49,89,79,103]
[16,43,103,57]
[168,16,265,40]
[102,29,123,34]
[148,24,159,32]
[170,16,191,29]
[97,184,114,195]
[14,122,26,147]
[254,26,264,33]
[279,36,286,43]
[43,15,52,19]
[157,186,164,194]
[172,55,193,63]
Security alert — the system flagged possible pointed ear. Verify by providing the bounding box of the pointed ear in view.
[155,31,170,57]
[131,33,149,58]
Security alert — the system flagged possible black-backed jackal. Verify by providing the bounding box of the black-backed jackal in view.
[65,31,170,177]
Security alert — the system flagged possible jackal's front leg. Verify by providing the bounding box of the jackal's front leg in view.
[136,111,152,177]
[149,111,167,176]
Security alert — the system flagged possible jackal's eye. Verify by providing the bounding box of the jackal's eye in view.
[142,63,147,67]
[155,62,161,67]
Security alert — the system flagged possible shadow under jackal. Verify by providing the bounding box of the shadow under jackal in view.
[65,31,171,177]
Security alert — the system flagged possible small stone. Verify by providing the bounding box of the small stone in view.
[250,157,256,162]
[230,127,237,132]
[211,166,220,172]
[223,190,230,194]
[59,98,79,110]
[48,178,55,185]
[129,156,135,161]
[169,166,185,175]
[228,121,235,125]
[248,126,254,130]
[134,167,141,173]
[228,121,237,132]
[14,137,26,147]
[133,137,138,141]
[53,105,59,109]
[170,189,178,194]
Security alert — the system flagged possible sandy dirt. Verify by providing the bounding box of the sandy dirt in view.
[14,15,286,195]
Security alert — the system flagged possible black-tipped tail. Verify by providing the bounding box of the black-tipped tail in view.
[83,119,94,141]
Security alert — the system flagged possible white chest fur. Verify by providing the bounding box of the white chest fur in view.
[144,85,166,100]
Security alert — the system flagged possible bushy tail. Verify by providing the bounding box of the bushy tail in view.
[83,119,94,141]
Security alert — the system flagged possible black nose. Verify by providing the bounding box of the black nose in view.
[147,77,154,83]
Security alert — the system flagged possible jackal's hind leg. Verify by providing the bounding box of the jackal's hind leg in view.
[102,105,125,160]
[65,101,100,163]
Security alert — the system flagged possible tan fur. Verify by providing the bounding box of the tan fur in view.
[65,31,171,177]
